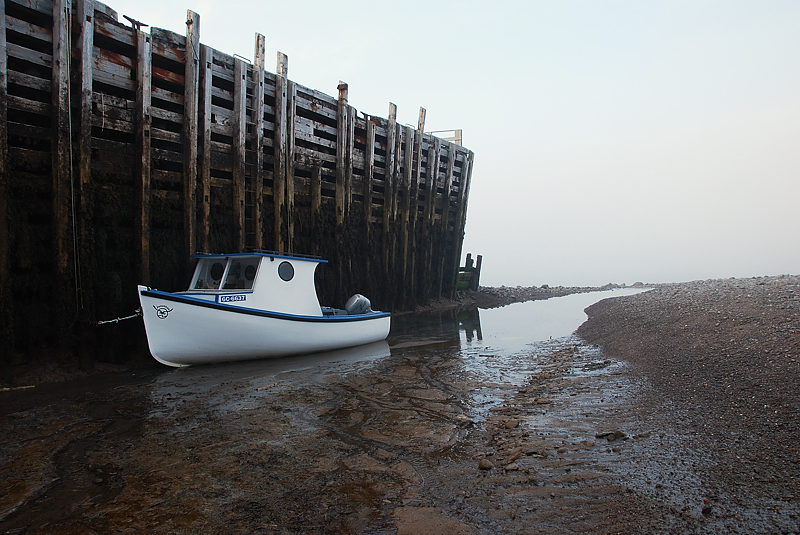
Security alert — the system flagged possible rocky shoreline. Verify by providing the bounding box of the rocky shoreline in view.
[576,274,800,532]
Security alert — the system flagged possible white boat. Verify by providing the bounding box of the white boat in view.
[138,252,391,367]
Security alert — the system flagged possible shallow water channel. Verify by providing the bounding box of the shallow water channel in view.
[1,288,651,534]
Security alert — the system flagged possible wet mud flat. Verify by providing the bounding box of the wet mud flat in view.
[1,276,799,534]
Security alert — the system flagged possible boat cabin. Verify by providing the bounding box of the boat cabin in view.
[185,252,327,316]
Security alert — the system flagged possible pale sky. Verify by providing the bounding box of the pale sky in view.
[108,0,800,287]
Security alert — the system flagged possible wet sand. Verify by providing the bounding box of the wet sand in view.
[1,276,799,534]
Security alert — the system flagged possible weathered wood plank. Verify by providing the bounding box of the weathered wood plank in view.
[273,51,288,252]
[91,113,133,133]
[253,33,265,248]
[198,44,212,252]
[183,10,200,261]
[399,125,413,290]
[90,135,133,153]
[51,0,72,330]
[151,65,185,87]
[152,167,182,184]
[7,0,54,15]
[383,102,397,279]
[94,50,133,78]
[76,0,95,317]
[294,124,336,150]
[407,107,425,304]
[437,143,456,296]
[293,145,336,164]
[7,70,50,91]
[345,105,355,214]
[91,90,130,109]
[7,94,51,114]
[94,17,135,48]
[6,15,53,42]
[150,29,185,63]
[233,57,247,252]
[311,164,322,254]
[151,85,184,106]
[51,0,70,266]
[7,121,50,139]
[286,80,296,252]
[150,27,184,50]
[135,30,152,283]
[335,81,347,226]
[450,150,473,296]
[6,42,53,68]
[91,66,135,92]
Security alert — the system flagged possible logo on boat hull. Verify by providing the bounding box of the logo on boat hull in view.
[153,304,173,319]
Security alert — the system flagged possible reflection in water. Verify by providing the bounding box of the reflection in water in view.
[389,288,650,421]
[458,308,482,342]
[391,288,647,357]
[461,288,648,356]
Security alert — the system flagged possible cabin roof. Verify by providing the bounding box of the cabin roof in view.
[191,252,328,264]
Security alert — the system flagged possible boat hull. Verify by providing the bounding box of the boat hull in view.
[138,286,391,367]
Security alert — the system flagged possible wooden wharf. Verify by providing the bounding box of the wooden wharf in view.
[0,0,474,361]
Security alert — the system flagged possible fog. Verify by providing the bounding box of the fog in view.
[109,0,800,287]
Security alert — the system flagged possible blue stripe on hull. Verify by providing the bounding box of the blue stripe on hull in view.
[139,289,390,323]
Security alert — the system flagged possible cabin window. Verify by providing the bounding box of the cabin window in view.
[223,257,261,290]
[191,260,225,290]
[278,261,294,282]
[191,256,261,291]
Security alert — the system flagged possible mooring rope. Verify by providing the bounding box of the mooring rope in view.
[93,308,143,326]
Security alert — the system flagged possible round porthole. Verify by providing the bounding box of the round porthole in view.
[244,265,256,281]
[210,262,224,281]
[278,261,294,282]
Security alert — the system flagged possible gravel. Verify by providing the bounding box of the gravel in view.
[577,275,800,533]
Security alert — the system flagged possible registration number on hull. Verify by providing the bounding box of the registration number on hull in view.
[219,294,247,303]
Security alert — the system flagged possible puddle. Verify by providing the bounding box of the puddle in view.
[391,288,649,423]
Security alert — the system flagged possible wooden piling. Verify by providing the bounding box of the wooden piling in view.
[335,81,348,226]
[51,0,73,334]
[407,107,426,304]
[253,34,266,248]
[183,11,200,261]
[273,52,288,252]
[135,30,152,283]
[76,0,94,312]
[451,151,474,295]
[311,164,322,255]
[285,79,296,253]
[399,125,413,294]
[422,137,440,296]
[233,57,247,252]
[198,44,212,253]
[437,143,455,297]
[383,102,397,281]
